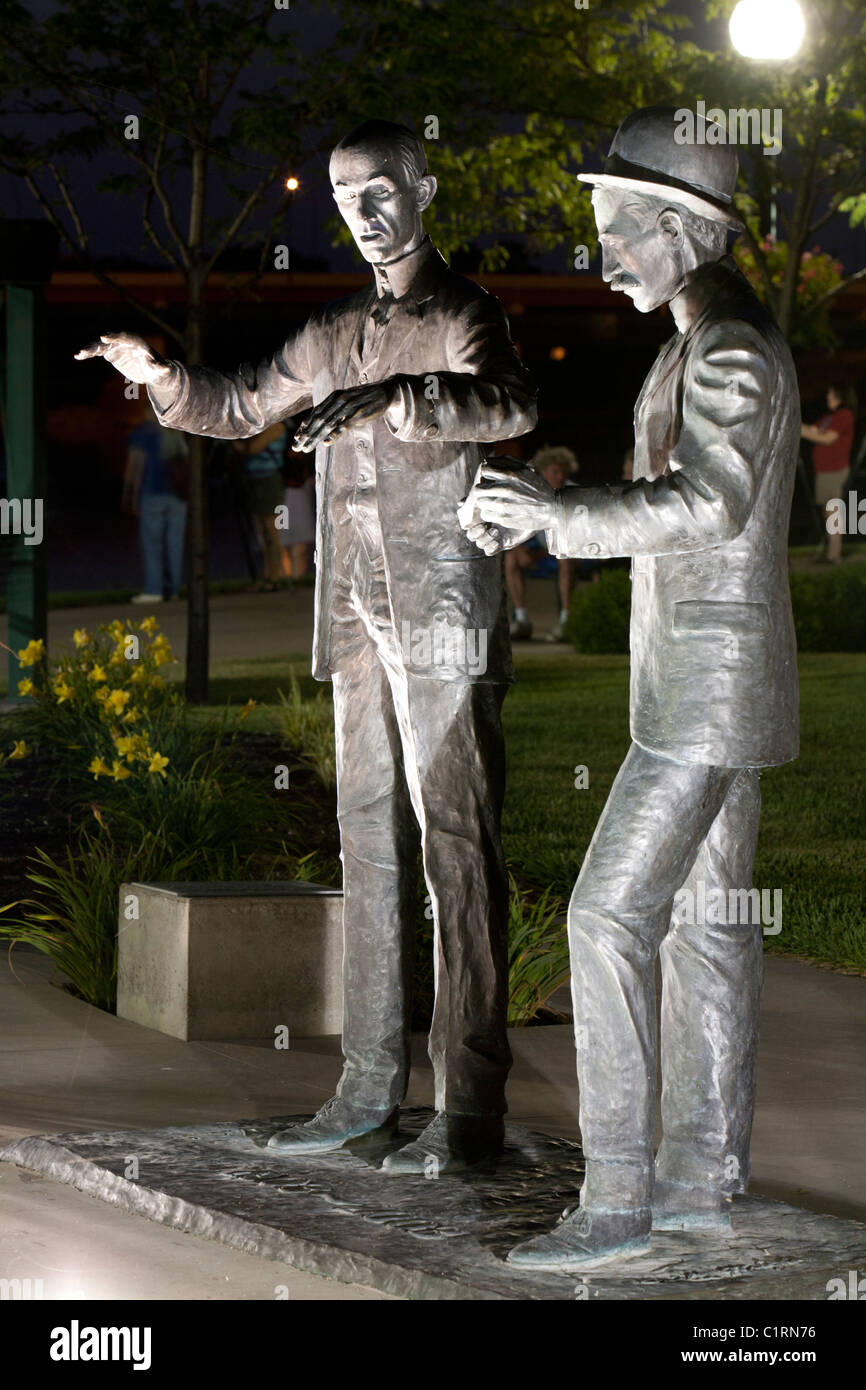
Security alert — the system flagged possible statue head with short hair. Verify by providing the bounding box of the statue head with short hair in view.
[329,119,437,265]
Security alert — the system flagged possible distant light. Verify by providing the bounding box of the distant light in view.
[285,177,299,191]
[729,0,805,59]
[550,346,567,361]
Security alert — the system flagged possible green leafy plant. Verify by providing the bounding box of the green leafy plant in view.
[733,238,843,349]
[275,673,337,789]
[507,877,569,1027]
[0,817,198,1010]
[565,567,632,655]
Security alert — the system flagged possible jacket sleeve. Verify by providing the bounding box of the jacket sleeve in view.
[147,318,316,440]
[383,292,537,443]
[545,319,772,559]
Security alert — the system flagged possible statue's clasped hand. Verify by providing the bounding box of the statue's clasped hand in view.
[293,381,398,452]
[458,461,557,556]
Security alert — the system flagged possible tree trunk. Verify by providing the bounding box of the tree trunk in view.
[777,77,827,340]
[183,289,209,705]
[183,45,210,705]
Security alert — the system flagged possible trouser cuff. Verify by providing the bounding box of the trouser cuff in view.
[582,1158,652,1210]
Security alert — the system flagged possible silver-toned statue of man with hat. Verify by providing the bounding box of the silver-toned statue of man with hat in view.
[462,106,800,1268]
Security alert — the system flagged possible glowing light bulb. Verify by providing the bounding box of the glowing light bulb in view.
[285,176,299,191]
[729,0,806,60]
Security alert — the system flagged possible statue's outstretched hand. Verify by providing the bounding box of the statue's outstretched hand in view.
[74,332,172,386]
[459,461,556,555]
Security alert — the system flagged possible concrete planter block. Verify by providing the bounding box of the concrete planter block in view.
[116,881,343,1041]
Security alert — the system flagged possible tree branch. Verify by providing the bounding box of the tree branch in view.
[202,158,282,277]
[16,166,184,345]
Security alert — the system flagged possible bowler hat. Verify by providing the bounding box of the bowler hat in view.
[578,106,743,230]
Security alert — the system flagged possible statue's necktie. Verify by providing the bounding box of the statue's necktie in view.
[370,290,395,328]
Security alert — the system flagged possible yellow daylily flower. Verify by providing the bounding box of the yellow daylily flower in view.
[106,619,125,640]
[239,699,257,721]
[54,680,73,703]
[148,752,169,777]
[72,628,89,649]
[89,665,108,683]
[112,734,137,758]
[121,707,140,724]
[9,740,30,759]
[89,756,112,779]
[109,759,132,781]
[17,639,45,667]
[17,678,34,697]
[139,616,159,635]
[105,688,131,715]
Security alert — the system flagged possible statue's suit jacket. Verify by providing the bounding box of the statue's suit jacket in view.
[148,245,537,684]
[546,256,799,768]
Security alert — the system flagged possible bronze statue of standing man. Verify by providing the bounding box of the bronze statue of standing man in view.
[78,120,537,1174]
[463,107,800,1267]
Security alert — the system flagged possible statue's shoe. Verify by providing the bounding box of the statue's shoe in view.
[381,1112,504,1175]
[266,1097,399,1155]
[652,1178,733,1232]
[507,1206,652,1270]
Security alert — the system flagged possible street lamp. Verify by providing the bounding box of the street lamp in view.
[729,0,806,60]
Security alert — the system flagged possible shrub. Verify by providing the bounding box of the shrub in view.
[0,618,307,1007]
[565,566,631,654]
[564,563,866,656]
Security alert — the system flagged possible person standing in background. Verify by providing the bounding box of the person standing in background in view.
[505,445,580,642]
[280,426,316,577]
[123,401,188,604]
[233,421,290,591]
[802,384,857,565]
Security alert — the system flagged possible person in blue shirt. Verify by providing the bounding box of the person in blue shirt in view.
[232,421,290,592]
[123,401,189,603]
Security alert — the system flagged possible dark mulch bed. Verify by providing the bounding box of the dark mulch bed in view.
[0,741,79,909]
[0,727,342,913]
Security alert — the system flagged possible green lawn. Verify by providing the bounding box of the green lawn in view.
[196,649,866,973]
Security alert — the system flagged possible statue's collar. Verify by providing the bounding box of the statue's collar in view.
[372,235,439,302]
[669,254,739,334]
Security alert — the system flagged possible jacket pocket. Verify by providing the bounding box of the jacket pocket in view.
[672,600,770,636]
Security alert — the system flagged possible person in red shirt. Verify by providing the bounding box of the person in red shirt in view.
[802,384,857,564]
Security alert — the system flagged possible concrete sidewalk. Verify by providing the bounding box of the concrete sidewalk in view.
[0,946,863,1299]
[0,577,571,678]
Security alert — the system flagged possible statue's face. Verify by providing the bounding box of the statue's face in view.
[330,142,432,264]
[592,187,687,313]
